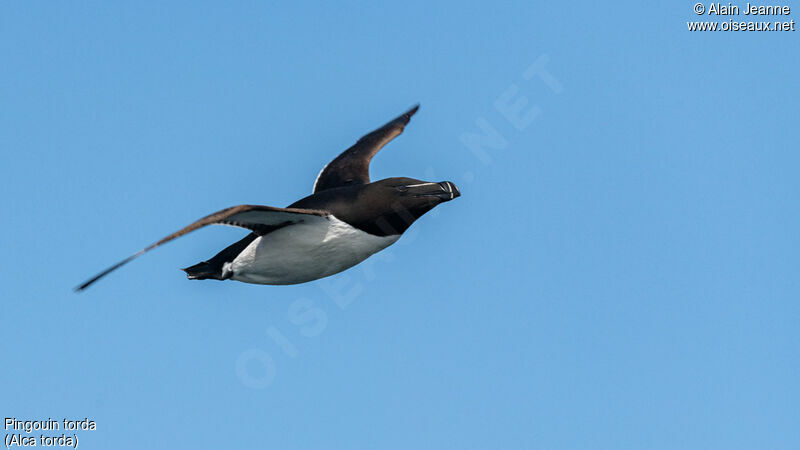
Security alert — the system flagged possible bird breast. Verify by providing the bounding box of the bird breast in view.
[226,215,399,285]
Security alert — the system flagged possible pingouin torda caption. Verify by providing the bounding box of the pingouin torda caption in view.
[4,418,96,449]
[689,3,796,31]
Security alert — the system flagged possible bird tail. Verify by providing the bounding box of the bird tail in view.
[182,261,228,280]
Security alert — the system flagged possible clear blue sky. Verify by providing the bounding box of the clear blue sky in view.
[2,1,798,449]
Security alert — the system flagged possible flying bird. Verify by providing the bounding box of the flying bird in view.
[76,105,460,291]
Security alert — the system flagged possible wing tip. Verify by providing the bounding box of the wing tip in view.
[72,252,141,293]
[393,103,420,127]
[73,277,98,293]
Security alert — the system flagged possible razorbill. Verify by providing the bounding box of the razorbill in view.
[75,104,460,291]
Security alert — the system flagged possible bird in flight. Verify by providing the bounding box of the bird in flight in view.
[76,104,460,291]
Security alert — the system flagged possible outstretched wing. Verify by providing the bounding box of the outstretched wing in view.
[312,104,420,193]
[75,205,329,291]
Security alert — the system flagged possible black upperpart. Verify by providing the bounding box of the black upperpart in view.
[290,177,460,236]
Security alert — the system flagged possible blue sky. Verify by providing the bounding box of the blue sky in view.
[1,1,798,449]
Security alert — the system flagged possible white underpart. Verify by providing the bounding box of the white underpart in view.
[225,215,399,285]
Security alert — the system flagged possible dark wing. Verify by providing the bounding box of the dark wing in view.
[75,205,329,291]
[312,104,420,193]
